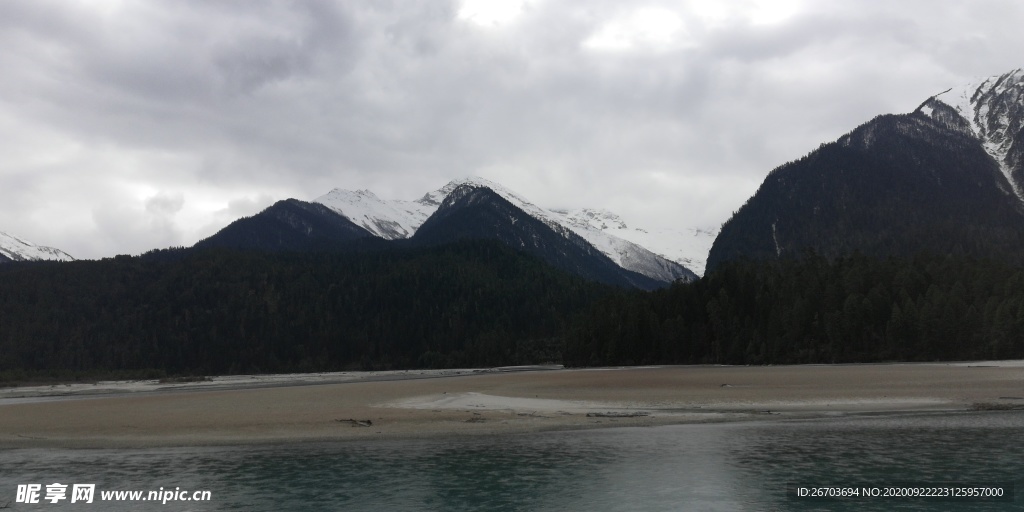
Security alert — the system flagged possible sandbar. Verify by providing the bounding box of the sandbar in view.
[0,363,1021,448]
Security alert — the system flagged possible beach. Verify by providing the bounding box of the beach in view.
[1,362,1022,448]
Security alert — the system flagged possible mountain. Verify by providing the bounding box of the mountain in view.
[550,208,717,276]
[922,69,1024,199]
[194,198,374,252]
[317,177,698,282]
[413,184,664,289]
[707,69,1024,271]
[313,188,431,240]
[0,231,74,263]
[195,182,682,288]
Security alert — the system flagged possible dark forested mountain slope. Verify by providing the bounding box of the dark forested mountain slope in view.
[194,199,374,252]
[412,185,665,290]
[708,70,1024,271]
[190,187,674,289]
[317,177,698,282]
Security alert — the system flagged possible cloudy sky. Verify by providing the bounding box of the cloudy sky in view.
[2,0,1023,259]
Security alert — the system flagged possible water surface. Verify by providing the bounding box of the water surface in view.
[2,411,1021,511]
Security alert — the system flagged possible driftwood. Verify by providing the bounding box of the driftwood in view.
[971,402,1024,411]
[585,412,649,418]
[336,419,373,427]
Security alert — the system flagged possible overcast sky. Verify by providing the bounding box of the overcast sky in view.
[2,0,1023,259]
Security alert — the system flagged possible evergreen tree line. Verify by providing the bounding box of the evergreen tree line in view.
[3,245,1024,381]
[0,241,607,380]
[566,253,1024,366]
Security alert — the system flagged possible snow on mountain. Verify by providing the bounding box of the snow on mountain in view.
[927,69,1024,202]
[601,225,714,277]
[549,208,716,276]
[315,188,432,240]
[553,208,629,231]
[0,231,74,262]
[315,177,698,282]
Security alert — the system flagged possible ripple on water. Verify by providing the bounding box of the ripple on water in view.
[1,411,1022,511]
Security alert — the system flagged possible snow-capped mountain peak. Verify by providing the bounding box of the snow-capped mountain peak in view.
[315,187,432,240]
[926,69,1024,202]
[314,177,700,282]
[419,177,555,224]
[421,178,696,283]
[551,208,629,231]
[0,231,74,263]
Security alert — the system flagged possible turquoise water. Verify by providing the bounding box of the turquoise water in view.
[2,411,1022,511]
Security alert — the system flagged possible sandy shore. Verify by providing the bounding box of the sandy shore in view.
[1,363,1022,448]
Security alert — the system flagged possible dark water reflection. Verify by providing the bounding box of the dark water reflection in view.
[727,412,1024,511]
[2,411,1022,511]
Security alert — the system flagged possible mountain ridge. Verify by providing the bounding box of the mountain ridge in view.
[0,230,74,263]
[922,68,1024,202]
[316,177,698,282]
[707,69,1024,271]
[413,184,664,290]
[193,199,375,252]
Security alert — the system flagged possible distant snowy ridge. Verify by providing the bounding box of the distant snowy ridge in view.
[598,225,716,278]
[550,208,717,277]
[417,179,698,284]
[315,188,431,240]
[316,177,698,282]
[925,69,1024,202]
[0,230,74,262]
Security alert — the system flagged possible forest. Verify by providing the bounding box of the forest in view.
[0,241,607,381]
[567,253,1024,366]
[2,244,1024,382]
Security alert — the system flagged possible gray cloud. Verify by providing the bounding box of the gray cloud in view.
[2,0,1024,258]
[145,192,185,217]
